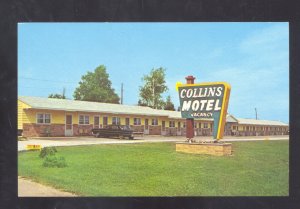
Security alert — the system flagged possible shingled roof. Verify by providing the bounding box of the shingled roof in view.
[18,96,288,126]
[19,96,168,117]
[236,118,288,126]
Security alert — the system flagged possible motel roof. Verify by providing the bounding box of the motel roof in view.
[19,96,214,120]
[226,114,238,123]
[19,96,168,117]
[18,96,287,126]
[236,118,288,126]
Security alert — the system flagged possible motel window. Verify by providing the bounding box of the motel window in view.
[134,118,141,125]
[125,118,130,126]
[37,113,51,124]
[204,123,208,129]
[169,121,175,128]
[233,126,236,130]
[103,116,108,126]
[246,126,249,131]
[152,118,158,125]
[162,121,165,128]
[79,115,90,125]
[178,122,181,128]
[112,117,121,125]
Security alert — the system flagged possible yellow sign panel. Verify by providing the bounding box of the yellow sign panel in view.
[26,144,42,151]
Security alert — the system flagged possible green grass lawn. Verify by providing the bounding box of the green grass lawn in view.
[18,141,289,196]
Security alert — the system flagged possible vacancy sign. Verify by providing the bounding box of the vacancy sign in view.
[176,82,231,139]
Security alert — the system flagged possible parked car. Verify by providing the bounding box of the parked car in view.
[92,125,134,139]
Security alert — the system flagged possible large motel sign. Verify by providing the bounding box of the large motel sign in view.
[176,76,231,140]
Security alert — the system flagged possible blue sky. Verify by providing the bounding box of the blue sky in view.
[18,23,289,123]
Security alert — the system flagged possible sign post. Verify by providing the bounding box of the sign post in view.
[185,76,195,140]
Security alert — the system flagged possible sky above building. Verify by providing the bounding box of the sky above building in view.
[18,22,289,123]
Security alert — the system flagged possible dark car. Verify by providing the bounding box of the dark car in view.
[92,125,134,139]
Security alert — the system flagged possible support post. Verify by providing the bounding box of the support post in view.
[185,75,195,140]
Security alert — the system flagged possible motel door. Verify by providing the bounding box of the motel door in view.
[144,118,149,135]
[65,114,73,136]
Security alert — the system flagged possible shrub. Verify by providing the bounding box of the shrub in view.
[43,156,67,168]
[39,147,57,158]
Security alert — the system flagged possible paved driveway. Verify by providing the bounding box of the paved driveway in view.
[18,135,289,151]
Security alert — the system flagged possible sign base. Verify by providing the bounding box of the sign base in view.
[176,142,232,156]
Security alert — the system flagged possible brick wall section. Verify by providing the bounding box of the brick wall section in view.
[73,124,93,136]
[23,123,95,137]
[165,127,177,136]
[23,123,65,137]
[131,125,144,132]
[149,125,161,135]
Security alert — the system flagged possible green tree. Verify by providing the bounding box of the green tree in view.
[139,67,168,109]
[73,65,120,103]
[137,99,147,106]
[48,94,66,99]
[48,88,66,99]
[164,95,175,111]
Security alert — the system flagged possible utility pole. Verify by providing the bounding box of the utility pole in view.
[255,107,258,120]
[62,87,66,99]
[121,83,123,104]
[152,79,155,109]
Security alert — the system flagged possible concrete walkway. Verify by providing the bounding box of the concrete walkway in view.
[18,177,77,197]
[18,135,289,151]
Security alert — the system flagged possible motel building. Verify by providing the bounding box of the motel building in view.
[18,96,289,137]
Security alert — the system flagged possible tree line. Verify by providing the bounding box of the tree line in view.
[48,65,176,111]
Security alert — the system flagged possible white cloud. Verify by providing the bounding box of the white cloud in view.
[240,23,288,53]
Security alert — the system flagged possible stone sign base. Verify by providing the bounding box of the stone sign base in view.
[176,142,232,156]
